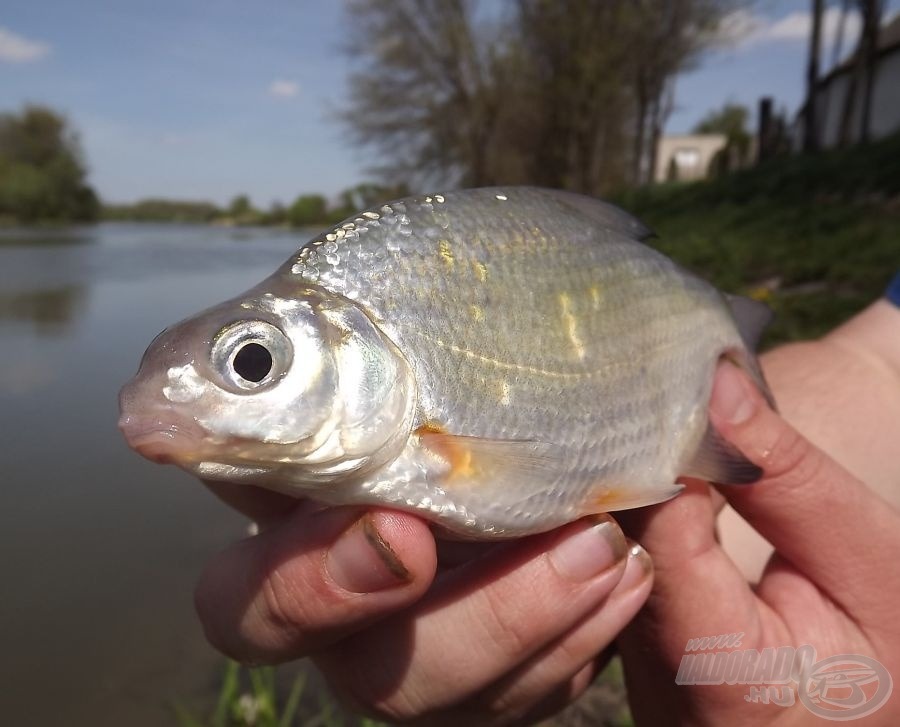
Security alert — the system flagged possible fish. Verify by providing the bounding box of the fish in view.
[118,187,773,538]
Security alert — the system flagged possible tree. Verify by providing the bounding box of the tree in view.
[693,103,753,173]
[228,194,254,219]
[287,194,327,227]
[265,200,287,225]
[341,0,740,193]
[341,0,504,188]
[628,0,733,185]
[510,0,636,190]
[102,198,220,222]
[0,105,99,222]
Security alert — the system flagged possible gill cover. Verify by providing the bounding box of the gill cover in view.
[194,282,417,475]
[299,287,417,475]
[120,279,416,483]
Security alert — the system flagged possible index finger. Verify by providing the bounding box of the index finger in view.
[203,479,301,527]
[710,362,900,623]
[195,503,437,664]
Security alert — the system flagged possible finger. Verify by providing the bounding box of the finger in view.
[194,504,436,664]
[615,471,760,649]
[715,503,773,583]
[470,543,651,724]
[710,361,900,621]
[617,491,761,671]
[203,479,301,528]
[515,660,601,726]
[615,476,717,576]
[316,515,630,722]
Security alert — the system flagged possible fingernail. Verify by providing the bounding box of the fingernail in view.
[616,541,653,591]
[326,514,411,593]
[710,362,757,424]
[549,515,627,582]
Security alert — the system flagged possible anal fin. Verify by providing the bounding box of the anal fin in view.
[584,483,685,513]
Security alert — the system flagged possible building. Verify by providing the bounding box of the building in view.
[800,14,900,148]
[653,134,727,183]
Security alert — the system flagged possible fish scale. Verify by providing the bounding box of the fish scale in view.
[282,188,744,532]
[120,186,771,538]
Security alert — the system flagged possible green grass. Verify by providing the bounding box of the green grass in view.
[616,132,900,346]
[178,658,632,727]
[173,661,389,727]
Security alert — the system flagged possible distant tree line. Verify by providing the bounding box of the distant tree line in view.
[102,199,221,223]
[102,182,410,228]
[0,105,99,223]
[0,102,409,229]
[341,0,741,196]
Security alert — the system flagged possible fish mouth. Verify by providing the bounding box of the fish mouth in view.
[118,413,206,464]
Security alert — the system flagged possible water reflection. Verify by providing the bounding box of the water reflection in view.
[0,225,98,247]
[0,285,88,332]
[0,223,309,726]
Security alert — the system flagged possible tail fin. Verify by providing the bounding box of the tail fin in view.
[682,294,777,486]
[723,293,776,410]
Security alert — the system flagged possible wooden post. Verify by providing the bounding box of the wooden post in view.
[758,97,773,163]
[804,0,824,152]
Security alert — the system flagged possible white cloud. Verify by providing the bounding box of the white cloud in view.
[717,8,765,45]
[721,7,862,55]
[268,79,300,98]
[766,7,861,44]
[0,26,51,63]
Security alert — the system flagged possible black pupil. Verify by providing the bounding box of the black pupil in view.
[233,343,273,383]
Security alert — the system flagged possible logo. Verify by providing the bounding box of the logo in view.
[676,634,893,721]
[799,654,893,721]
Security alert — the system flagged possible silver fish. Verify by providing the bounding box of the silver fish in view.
[119,187,772,538]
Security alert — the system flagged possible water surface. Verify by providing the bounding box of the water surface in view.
[0,223,314,725]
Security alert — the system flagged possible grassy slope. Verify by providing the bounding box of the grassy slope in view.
[616,133,900,345]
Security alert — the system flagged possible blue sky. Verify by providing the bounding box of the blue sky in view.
[0,1,890,206]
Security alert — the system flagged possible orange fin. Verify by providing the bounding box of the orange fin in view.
[584,484,684,513]
[415,427,558,488]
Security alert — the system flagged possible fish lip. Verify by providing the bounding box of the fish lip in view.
[118,413,205,464]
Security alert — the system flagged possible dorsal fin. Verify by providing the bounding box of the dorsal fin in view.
[541,188,655,241]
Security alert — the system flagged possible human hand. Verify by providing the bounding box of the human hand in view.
[617,361,900,725]
[719,299,900,582]
[195,484,653,724]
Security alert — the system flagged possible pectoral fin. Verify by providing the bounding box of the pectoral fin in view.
[416,428,687,515]
[684,421,762,485]
[416,429,559,488]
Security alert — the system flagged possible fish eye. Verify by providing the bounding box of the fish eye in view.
[232,342,273,383]
[211,320,292,393]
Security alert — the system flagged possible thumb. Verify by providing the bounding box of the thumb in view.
[709,362,900,622]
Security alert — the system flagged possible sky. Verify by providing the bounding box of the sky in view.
[0,0,891,206]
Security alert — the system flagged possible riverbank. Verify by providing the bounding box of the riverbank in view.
[617,132,900,345]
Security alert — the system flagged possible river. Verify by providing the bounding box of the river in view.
[0,223,321,726]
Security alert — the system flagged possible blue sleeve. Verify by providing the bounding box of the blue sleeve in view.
[887,272,900,307]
